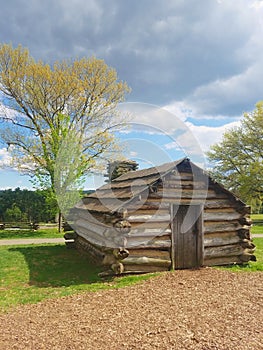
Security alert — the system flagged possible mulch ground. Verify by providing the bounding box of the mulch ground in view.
[0,268,262,350]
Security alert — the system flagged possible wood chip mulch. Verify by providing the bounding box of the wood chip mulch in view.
[0,268,262,350]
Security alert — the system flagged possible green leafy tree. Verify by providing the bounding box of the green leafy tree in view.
[207,101,263,212]
[4,204,23,222]
[0,188,57,223]
[0,44,130,223]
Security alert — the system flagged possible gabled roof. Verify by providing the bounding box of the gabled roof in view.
[74,158,186,213]
[73,158,246,214]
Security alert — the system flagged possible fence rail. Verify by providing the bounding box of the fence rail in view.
[0,222,39,230]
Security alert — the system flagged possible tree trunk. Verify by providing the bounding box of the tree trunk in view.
[58,210,62,233]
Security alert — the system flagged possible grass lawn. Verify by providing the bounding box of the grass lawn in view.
[218,237,263,272]
[0,237,262,313]
[251,225,263,235]
[0,228,63,239]
[0,243,157,313]
[251,213,263,221]
[251,213,263,234]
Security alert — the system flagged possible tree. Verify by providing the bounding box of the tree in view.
[4,204,23,222]
[207,101,263,212]
[0,188,58,223]
[0,43,130,220]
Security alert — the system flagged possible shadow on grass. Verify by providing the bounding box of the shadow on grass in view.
[9,245,104,287]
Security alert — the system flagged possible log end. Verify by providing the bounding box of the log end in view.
[111,262,125,274]
[113,247,129,260]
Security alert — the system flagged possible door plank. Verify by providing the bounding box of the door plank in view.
[172,205,203,269]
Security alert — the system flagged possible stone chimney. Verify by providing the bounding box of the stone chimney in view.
[106,160,139,182]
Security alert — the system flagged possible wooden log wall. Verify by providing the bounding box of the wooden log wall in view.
[120,169,255,272]
[72,166,255,274]
[159,170,255,267]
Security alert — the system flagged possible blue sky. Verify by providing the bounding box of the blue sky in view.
[0,0,263,189]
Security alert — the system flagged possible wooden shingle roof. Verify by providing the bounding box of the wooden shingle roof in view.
[75,158,186,213]
[73,157,246,215]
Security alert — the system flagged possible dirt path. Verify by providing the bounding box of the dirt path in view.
[0,268,262,350]
[0,238,65,245]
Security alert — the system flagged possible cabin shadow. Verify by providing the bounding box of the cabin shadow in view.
[9,245,104,287]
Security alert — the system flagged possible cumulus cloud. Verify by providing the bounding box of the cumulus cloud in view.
[0,0,262,117]
[0,148,12,168]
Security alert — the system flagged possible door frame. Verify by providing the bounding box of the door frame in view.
[170,204,204,269]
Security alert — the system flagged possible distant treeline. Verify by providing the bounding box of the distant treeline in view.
[0,188,58,223]
[0,188,94,223]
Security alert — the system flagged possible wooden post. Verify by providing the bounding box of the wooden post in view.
[170,204,175,270]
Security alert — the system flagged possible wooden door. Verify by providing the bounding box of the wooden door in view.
[171,205,203,269]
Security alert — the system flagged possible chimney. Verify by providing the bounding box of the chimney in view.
[106,160,139,182]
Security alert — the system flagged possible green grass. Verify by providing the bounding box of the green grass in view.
[0,228,63,239]
[218,237,263,272]
[251,225,263,235]
[251,214,263,220]
[0,243,157,313]
[1,237,262,313]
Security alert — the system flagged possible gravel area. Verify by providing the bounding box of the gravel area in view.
[0,268,262,350]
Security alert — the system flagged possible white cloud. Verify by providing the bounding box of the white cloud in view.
[1,0,263,116]
[0,148,12,168]
[164,120,240,155]
[118,102,191,137]
[250,0,263,9]
[185,121,240,152]
[0,102,17,120]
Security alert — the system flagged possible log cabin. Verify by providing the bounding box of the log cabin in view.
[68,158,256,275]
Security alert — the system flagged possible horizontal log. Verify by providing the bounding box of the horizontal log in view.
[71,208,105,222]
[75,226,118,248]
[239,253,256,262]
[64,232,77,240]
[128,249,171,260]
[236,206,251,215]
[204,255,243,266]
[244,247,256,254]
[123,265,168,273]
[126,236,171,249]
[127,209,169,216]
[127,214,171,223]
[148,197,205,205]
[128,227,171,237]
[204,199,232,209]
[239,217,252,226]
[123,265,169,275]
[204,211,242,221]
[204,207,237,213]
[162,180,208,190]
[126,201,171,211]
[75,236,105,263]
[240,240,255,249]
[204,232,241,247]
[204,244,244,259]
[153,189,220,199]
[75,218,121,239]
[238,228,251,240]
[123,256,171,267]
[168,173,193,181]
[204,221,242,233]
[129,221,171,230]
[75,218,106,233]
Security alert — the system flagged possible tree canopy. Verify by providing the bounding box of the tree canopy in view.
[207,101,263,212]
[0,188,57,222]
[0,44,130,211]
